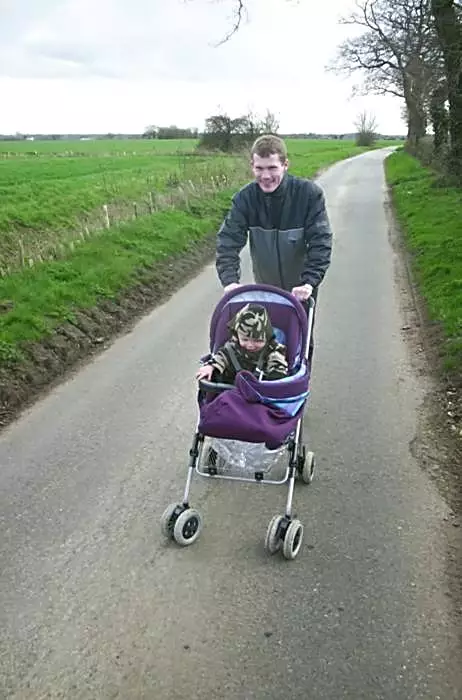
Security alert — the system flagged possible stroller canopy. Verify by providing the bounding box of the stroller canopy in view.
[209,284,308,372]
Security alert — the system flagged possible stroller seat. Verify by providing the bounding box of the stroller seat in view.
[273,327,286,347]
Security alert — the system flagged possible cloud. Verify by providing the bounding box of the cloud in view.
[0,0,407,134]
[1,0,350,81]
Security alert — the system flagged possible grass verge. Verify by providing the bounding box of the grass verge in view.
[385,149,462,377]
[0,190,232,367]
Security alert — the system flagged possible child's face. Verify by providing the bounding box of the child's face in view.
[237,331,266,353]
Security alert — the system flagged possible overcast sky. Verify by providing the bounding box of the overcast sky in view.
[0,0,406,135]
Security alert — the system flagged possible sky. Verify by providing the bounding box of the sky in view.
[0,0,407,136]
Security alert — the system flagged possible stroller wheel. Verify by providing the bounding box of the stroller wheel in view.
[173,508,203,546]
[265,515,284,554]
[300,450,316,484]
[282,519,304,560]
[161,503,183,538]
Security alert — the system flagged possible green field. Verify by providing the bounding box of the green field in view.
[0,137,395,156]
[0,138,198,155]
[0,138,378,273]
[0,151,245,267]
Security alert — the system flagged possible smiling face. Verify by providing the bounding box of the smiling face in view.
[251,153,288,193]
[236,331,266,353]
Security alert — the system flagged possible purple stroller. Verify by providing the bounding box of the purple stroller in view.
[161,284,316,560]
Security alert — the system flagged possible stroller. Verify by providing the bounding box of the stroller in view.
[160,284,316,560]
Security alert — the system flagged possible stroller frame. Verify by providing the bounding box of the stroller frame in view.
[161,289,316,560]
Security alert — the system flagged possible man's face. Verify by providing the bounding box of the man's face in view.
[251,153,288,193]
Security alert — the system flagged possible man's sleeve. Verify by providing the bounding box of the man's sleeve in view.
[216,193,249,287]
[301,183,333,288]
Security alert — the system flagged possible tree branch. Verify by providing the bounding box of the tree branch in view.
[213,0,247,46]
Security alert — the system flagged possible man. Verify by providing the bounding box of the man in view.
[215,134,333,364]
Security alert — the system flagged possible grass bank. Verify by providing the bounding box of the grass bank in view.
[0,190,233,367]
[385,150,462,377]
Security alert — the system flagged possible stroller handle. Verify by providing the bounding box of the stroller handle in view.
[198,379,235,393]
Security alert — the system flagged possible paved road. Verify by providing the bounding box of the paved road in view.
[1,150,461,700]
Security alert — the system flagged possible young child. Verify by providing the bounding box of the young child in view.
[196,303,288,384]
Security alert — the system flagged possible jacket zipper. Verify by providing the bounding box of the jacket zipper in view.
[268,184,287,289]
[275,230,285,288]
[275,193,286,289]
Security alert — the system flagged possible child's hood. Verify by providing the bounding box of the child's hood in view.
[228,303,274,343]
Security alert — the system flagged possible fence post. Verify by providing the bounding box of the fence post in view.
[103,204,110,228]
[18,239,25,267]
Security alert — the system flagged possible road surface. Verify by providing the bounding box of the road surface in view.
[1,149,461,699]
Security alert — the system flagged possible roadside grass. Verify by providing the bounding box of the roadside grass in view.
[385,150,462,376]
[0,190,233,365]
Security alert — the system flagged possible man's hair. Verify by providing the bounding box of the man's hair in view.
[251,135,288,163]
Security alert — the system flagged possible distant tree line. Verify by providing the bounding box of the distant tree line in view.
[142,126,199,139]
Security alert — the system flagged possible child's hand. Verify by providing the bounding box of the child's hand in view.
[196,364,214,381]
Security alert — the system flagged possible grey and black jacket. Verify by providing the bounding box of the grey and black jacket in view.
[216,174,333,292]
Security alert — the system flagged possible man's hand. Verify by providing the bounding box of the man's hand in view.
[196,364,214,381]
[223,283,242,294]
[291,284,313,301]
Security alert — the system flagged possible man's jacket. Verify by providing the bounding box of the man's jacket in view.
[216,173,333,292]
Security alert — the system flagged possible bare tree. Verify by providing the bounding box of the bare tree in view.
[261,109,280,134]
[354,110,378,145]
[431,0,462,179]
[429,81,450,157]
[143,125,158,139]
[200,113,238,151]
[198,109,279,151]
[214,0,247,46]
[328,0,441,151]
